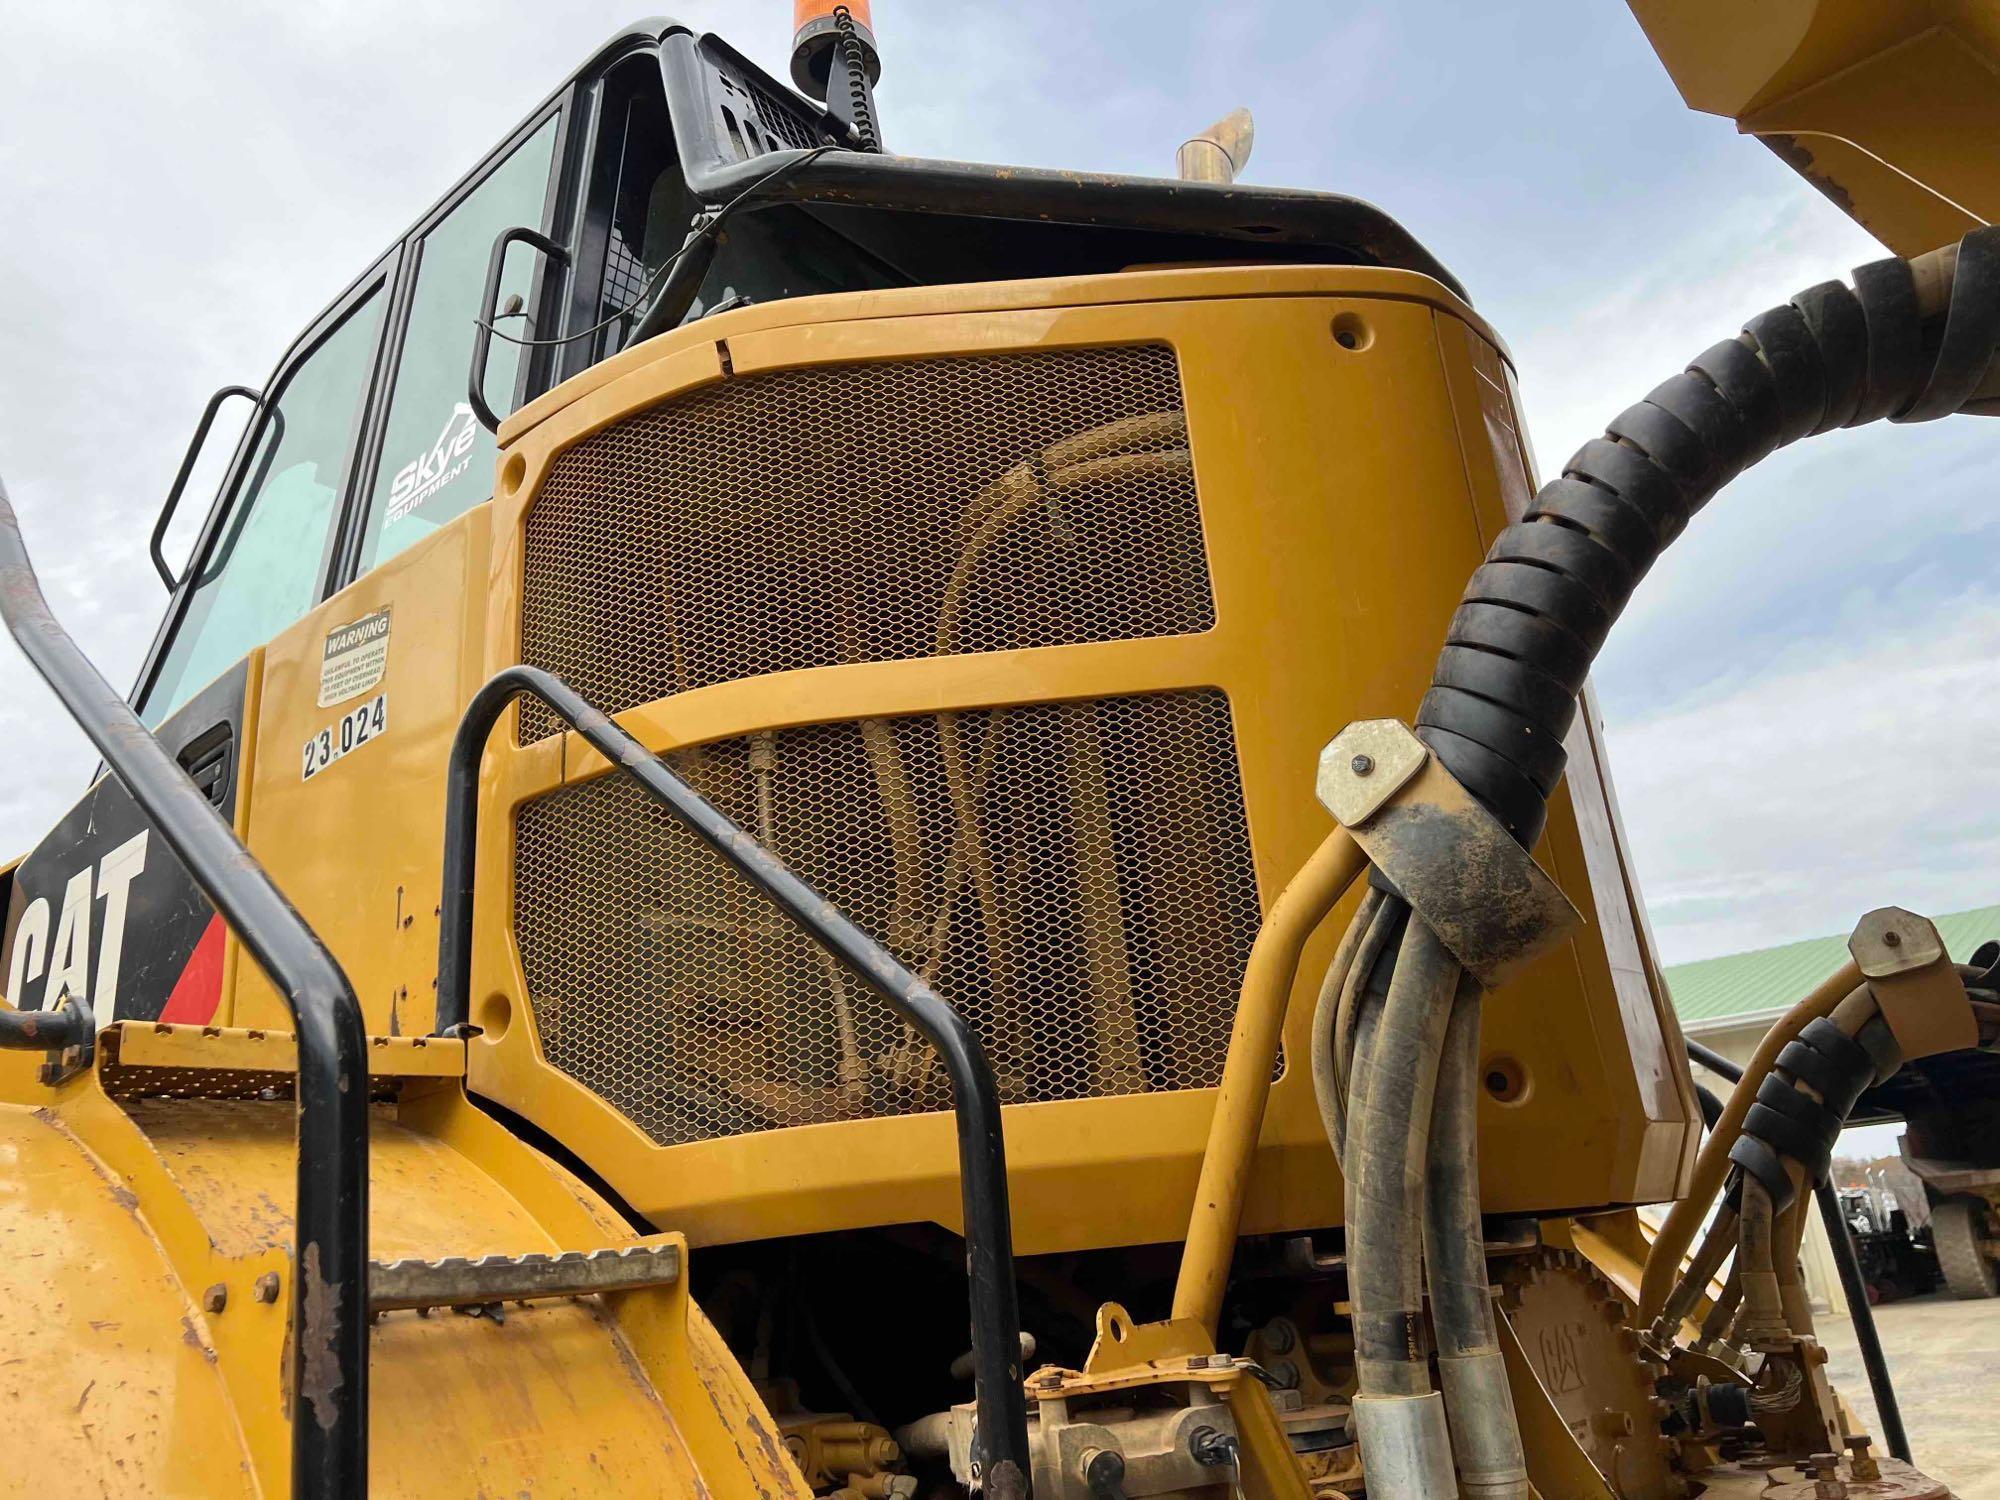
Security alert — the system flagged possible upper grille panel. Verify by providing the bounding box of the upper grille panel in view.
[518,345,1212,741]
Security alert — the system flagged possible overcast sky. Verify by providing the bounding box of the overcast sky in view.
[1,1,1993,965]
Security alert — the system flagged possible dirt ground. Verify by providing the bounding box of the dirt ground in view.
[1820,1290,2000,1497]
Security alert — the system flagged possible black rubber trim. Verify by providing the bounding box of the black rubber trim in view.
[1851,257,1922,424]
[1465,562,1612,650]
[1774,1037,1843,1102]
[1605,399,1712,492]
[1855,1015,1903,1084]
[1430,647,1579,743]
[1647,370,1751,484]
[1488,523,1635,610]
[1566,438,1689,546]
[1741,1097,1832,1179]
[1447,602,1594,689]
[1728,1135,1794,1211]
[1792,281,1868,432]
[1412,227,2000,848]
[1412,725,1545,841]
[1745,303,1828,443]
[1901,232,2000,422]
[1417,686,1569,796]
[1794,1017,1877,1117]
[1527,478,1660,566]
[1691,338,1782,470]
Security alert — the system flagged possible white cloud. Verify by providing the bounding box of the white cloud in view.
[1601,597,2000,962]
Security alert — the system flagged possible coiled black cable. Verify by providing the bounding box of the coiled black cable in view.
[1416,225,2000,847]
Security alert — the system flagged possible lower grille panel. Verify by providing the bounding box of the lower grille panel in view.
[513,690,1262,1147]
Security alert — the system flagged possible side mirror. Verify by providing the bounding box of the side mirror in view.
[152,385,262,590]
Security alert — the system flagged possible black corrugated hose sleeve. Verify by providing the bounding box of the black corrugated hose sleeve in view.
[1417,226,2000,849]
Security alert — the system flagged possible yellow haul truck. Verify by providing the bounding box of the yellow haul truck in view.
[2,4,1997,1496]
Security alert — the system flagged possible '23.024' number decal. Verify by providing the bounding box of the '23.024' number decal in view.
[302,693,387,781]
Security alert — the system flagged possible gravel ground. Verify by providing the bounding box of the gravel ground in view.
[1819,1290,2000,1497]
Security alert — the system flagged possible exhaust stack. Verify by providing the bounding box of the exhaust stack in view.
[1177,108,1255,183]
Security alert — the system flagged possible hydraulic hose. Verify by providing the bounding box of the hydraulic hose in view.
[1173,828,1367,1333]
[1424,978,1529,1498]
[1414,226,2000,847]
[1332,225,2000,1489]
[1641,968,1862,1322]
[1347,918,1460,1396]
[1311,886,1386,1165]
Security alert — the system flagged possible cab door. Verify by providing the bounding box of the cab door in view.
[0,264,394,1026]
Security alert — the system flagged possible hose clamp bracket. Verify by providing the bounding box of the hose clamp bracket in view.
[1316,719,1578,987]
[1848,907,1975,1059]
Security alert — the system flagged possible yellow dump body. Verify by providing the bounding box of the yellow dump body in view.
[0,1036,807,1496]
[1629,0,2000,254]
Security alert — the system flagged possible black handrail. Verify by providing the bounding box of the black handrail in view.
[1685,1037,1910,1463]
[434,665,1034,1496]
[0,996,93,1054]
[0,473,371,1498]
[152,383,262,589]
[467,227,570,433]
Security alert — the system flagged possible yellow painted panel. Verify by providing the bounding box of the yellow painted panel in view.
[1629,0,2000,254]
[0,1104,257,1497]
[4,1064,808,1499]
[460,271,1691,1249]
[236,507,492,1038]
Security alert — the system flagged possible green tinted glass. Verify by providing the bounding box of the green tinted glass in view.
[144,286,387,725]
[360,118,558,570]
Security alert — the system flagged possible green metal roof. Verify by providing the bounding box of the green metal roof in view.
[1664,905,2000,1030]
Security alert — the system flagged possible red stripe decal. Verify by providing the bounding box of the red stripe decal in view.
[158,914,226,1025]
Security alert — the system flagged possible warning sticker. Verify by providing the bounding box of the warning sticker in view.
[318,607,391,708]
[302,693,387,782]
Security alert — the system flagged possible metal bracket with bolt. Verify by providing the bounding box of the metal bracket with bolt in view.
[1315,719,1579,987]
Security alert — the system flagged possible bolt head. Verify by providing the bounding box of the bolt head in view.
[1350,753,1375,776]
[202,1283,228,1314]
[253,1272,281,1304]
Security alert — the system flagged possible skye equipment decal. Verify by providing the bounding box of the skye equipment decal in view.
[302,692,388,781]
[386,402,478,525]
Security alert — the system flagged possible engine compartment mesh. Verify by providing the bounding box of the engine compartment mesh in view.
[513,691,1262,1146]
[517,344,1212,741]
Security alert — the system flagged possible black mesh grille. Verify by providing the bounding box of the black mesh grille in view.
[514,691,1263,1146]
[517,346,1213,741]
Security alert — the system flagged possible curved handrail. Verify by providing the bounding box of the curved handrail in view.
[434,664,1033,1495]
[0,472,371,1499]
[151,383,263,590]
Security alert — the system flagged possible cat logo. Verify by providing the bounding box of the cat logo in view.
[4,829,149,1024]
[386,401,479,524]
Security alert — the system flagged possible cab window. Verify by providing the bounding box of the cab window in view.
[142,285,389,725]
[357,116,560,571]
